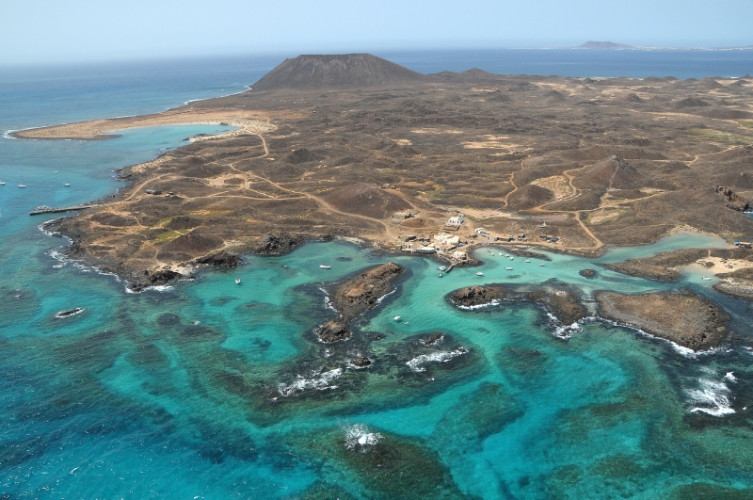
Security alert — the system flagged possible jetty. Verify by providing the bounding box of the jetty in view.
[29,204,99,216]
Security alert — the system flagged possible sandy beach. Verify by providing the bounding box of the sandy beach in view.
[11,108,273,141]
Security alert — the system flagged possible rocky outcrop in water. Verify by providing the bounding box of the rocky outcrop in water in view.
[316,262,404,342]
[449,285,506,308]
[449,281,587,325]
[329,262,404,320]
[579,268,597,278]
[595,290,729,350]
[129,269,182,292]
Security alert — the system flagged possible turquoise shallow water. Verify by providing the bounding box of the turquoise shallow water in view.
[2,55,753,498]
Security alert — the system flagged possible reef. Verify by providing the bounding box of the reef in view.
[594,290,729,350]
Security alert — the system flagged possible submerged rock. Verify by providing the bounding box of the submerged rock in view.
[579,268,597,278]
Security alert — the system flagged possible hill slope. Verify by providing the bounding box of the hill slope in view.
[251,54,425,90]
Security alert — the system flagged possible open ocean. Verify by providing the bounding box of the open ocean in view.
[1,49,753,498]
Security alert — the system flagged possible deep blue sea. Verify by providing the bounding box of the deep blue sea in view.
[2,50,753,498]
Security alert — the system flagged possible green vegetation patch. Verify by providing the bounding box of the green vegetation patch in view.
[689,128,750,144]
[152,229,189,244]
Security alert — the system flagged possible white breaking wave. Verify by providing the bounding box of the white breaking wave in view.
[318,287,337,312]
[686,376,736,417]
[553,321,581,339]
[456,299,502,310]
[406,347,468,373]
[277,368,343,397]
[344,424,382,451]
[3,129,18,140]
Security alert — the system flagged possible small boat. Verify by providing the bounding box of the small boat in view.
[505,266,513,270]
[701,277,712,281]
[319,264,331,269]
[393,315,402,322]
[524,259,531,263]
[508,256,514,261]
[235,278,241,285]
[63,182,71,187]
[0,180,5,185]
[438,273,443,278]
[17,184,26,188]
[475,271,484,276]
[438,265,446,271]
[54,307,85,319]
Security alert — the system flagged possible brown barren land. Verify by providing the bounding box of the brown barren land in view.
[16,54,753,290]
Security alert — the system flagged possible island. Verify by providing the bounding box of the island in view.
[15,53,753,294]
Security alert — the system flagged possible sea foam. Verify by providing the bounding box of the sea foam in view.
[686,375,736,417]
[344,424,382,451]
[406,347,468,373]
[277,367,343,397]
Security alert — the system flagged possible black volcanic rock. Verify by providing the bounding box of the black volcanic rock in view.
[251,54,425,91]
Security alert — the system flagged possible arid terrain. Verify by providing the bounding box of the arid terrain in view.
[16,54,753,290]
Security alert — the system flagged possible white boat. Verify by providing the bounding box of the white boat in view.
[63,182,71,187]
[17,184,26,188]
[524,259,531,263]
[438,273,443,278]
[505,266,513,270]
[319,264,331,269]
[438,265,446,271]
[0,180,5,185]
[701,277,712,281]
[508,256,514,261]
[475,271,484,276]
[235,278,241,284]
[393,315,402,321]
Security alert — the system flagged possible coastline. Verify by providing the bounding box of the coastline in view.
[10,107,274,141]
[13,63,753,295]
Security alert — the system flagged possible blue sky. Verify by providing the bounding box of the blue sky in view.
[2,0,752,65]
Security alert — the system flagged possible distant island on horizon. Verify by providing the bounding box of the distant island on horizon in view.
[572,40,753,51]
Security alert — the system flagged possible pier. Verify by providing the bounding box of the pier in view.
[29,204,99,216]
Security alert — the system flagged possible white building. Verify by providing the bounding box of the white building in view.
[446,213,465,226]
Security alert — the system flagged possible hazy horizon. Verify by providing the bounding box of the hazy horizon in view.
[2,0,752,67]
